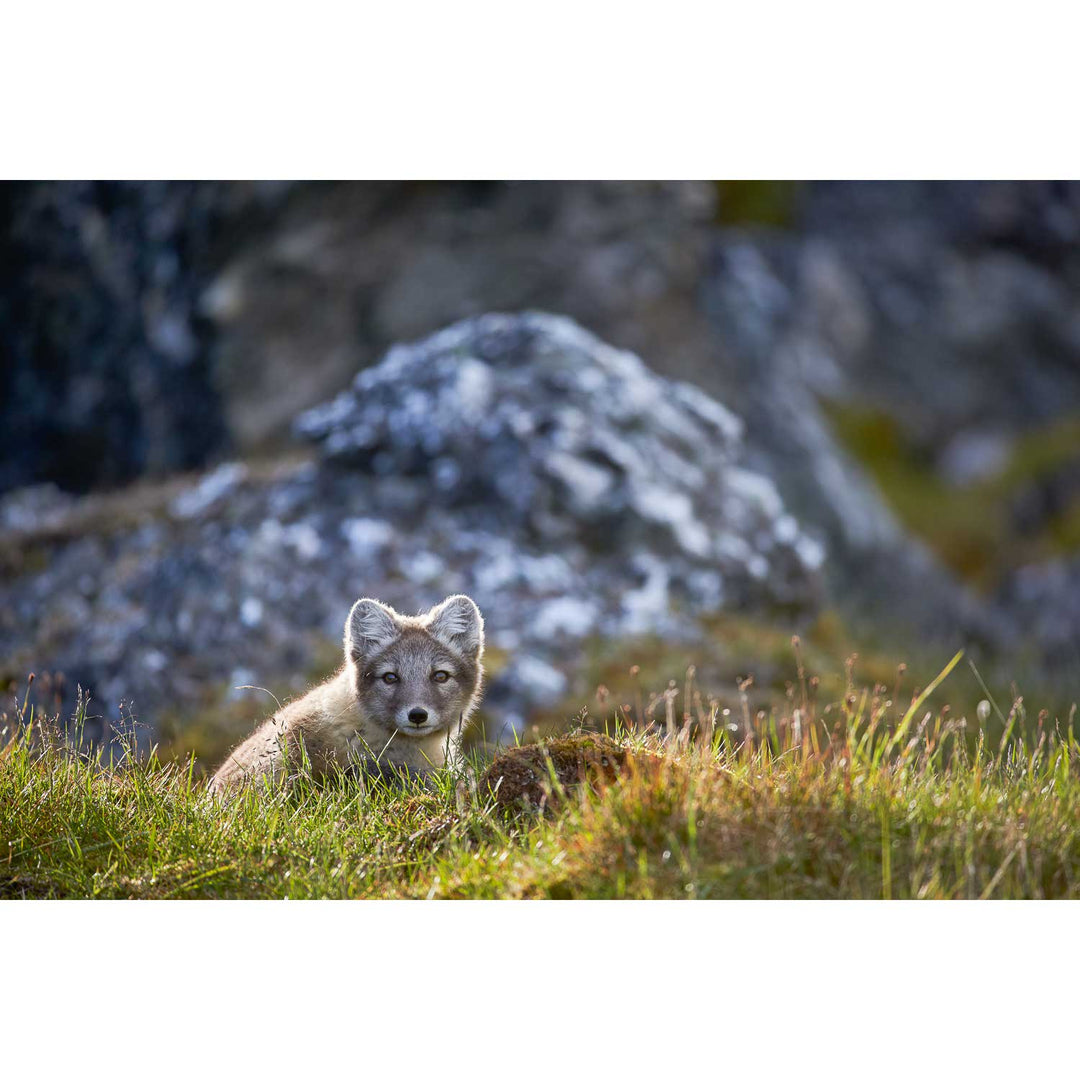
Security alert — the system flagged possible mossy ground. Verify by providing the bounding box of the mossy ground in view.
[4,646,1079,900]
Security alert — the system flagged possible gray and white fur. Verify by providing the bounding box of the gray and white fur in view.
[208,594,484,797]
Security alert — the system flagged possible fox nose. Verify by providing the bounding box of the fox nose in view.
[408,708,428,725]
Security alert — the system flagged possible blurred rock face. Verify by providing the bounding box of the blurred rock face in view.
[1,180,717,492]
[0,182,268,493]
[700,182,1080,660]
[707,182,1080,475]
[7,181,1079,497]
[205,181,719,449]
[4,181,1080,708]
[0,315,823,740]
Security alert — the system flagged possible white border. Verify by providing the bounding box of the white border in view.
[3,2,1079,178]
[4,900,1076,1075]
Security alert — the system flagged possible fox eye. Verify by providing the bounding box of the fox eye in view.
[432,670,451,683]
[381,672,399,684]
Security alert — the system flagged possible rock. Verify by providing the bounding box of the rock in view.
[297,312,819,604]
[0,181,292,495]
[694,184,1080,655]
[0,314,824,748]
[2,180,718,496]
[999,558,1080,670]
[939,431,1013,488]
[198,180,1080,661]
[706,184,1080,491]
[206,181,719,450]
[700,234,991,645]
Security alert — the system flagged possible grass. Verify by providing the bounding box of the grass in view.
[4,643,1080,900]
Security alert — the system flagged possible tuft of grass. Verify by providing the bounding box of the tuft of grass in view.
[3,649,1079,900]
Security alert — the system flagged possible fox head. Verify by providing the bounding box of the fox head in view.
[344,594,485,740]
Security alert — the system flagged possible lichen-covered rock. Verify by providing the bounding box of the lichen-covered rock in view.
[1,314,824,749]
[297,312,823,601]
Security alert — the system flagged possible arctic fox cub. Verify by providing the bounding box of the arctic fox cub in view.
[209,594,484,797]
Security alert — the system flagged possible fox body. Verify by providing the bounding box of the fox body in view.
[208,594,484,797]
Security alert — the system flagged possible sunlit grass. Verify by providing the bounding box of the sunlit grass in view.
[3,649,1079,900]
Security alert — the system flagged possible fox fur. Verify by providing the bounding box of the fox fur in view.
[208,594,484,797]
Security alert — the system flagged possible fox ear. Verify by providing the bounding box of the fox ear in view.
[427,595,484,658]
[345,598,401,663]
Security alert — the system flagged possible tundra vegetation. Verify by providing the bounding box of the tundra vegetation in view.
[4,640,1078,900]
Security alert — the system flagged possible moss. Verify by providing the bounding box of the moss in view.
[1049,500,1080,553]
[479,732,651,814]
[714,181,802,228]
